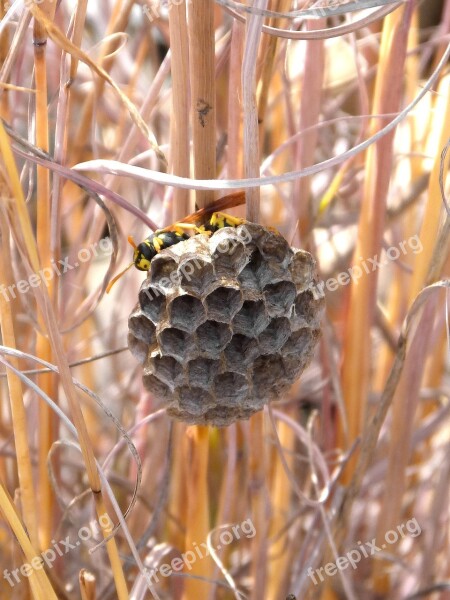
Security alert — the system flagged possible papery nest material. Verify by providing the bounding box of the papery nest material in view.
[128,223,324,426]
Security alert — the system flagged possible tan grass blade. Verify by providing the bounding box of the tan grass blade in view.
[0,484,58,599]
[0,216,39,551]
[33,1,58,550]
[339,4,412,480]
[0,122,129,599]
[169,0,190,221]
[28,3,166,166]
[183,425,211,600]
[188,0,216,209]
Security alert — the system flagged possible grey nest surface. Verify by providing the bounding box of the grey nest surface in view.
[128,222,323,426]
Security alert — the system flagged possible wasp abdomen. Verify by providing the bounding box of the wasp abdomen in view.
[134,231,190,271]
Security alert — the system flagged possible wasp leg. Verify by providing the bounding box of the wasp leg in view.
[152,236,164,252]
[159,222,205,236]
[209,212,246,229]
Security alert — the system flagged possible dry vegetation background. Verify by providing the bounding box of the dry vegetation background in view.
[0,0,449,599]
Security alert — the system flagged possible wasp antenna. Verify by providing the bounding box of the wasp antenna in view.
[127,235,138,250]
[106,262,134,294]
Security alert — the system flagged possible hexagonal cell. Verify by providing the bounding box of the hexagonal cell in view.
[169,294,206,332]
[177,386,216,416]
[149,355,184,390]
[258,317,291,355]
[158,327,196,361]
[263,281,296,317]
[128,310,157,345]
[204,286,242,322]
[165,233,210,261]
[187,358,220,389]
[238,249,289,291]
[237,250,263,293]
[282,353,312,380]
[224,334,259,372]
[210,229,248,278]
[196,320,232,358]
[150,254,180,290]
[252,354,286,397]
[127,333,148,364]
[232,300,270,337]
[237,223,265,247]
[178,257,215,297]
[214,372,249,406]
[282,327,319,356]
[141,373,172,402]
[255,229,292,267]
[290,250,316,290]
[254,258,290,289]
[291,291,322,329]
[139,284,166,323]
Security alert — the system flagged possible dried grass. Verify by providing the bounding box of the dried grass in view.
[0,1,449,599]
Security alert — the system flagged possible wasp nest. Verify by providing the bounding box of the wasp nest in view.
[128,223,323,426]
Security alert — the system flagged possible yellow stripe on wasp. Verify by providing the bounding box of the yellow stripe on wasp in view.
[106,192,246,293]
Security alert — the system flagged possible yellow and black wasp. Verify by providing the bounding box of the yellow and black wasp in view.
[106,192,246,292]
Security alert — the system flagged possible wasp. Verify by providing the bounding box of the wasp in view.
[106,192,246,293]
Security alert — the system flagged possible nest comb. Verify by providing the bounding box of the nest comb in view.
[128,223,323,426]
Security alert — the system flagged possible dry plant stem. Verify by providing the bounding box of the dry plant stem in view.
[293,19,325,244]
[53,0,88,251]
[182,3,215,596]
[374,299,436,593]
[208,426,238,600]
[0,0,11,486]
[0,0,9,119]
[183,426,211,600]
[223,2,399,40]
[0,484,58,599]
[374,24,421,392]
[188,0,216,209]
[334,280,449,547]
[68,0,88,80]
[169,0,190,221]
[257,0,290,155]
[227,21,244,180]
[0,216,39,550]
[418,413,450,585]
[0,123,129,599]
[168,421,188,551]
[33,4,57,551]
[79,569,96,600]
[339,5,412,478]
[28,1,167,223]
[373,73,450,595]
[242,0,267,222]
[410,78,450,298]
[92,492,130,600]
[3,13,32,86]
[70,0,133,167]
[429,0,450,75]
[249,412,269,600]
[266,416,295,600]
